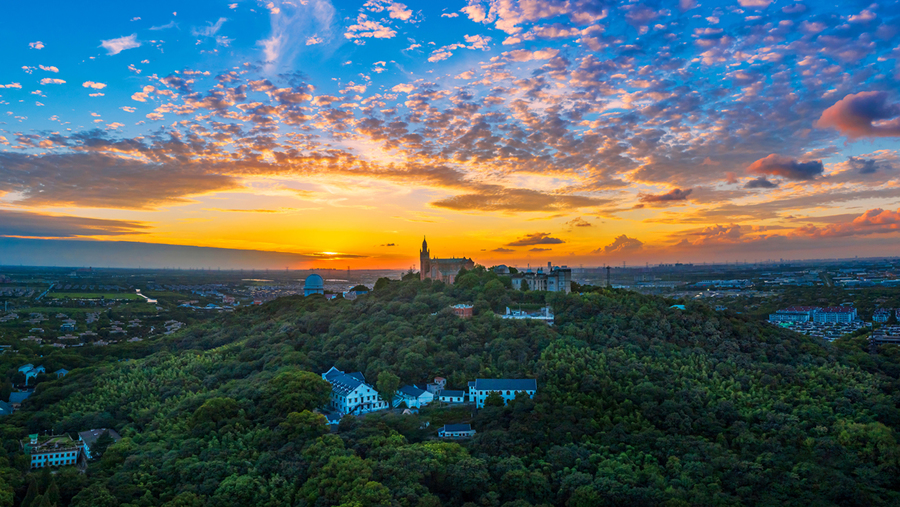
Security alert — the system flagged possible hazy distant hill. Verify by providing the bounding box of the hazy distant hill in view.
[7,267,900,506]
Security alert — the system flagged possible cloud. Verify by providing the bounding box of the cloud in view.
[259,0,336,72]
[345,15,397,41]
[39,78,66,85]
[387,2,413,20]
[492,247,514,252]
[431,188,608,213]
[0,151,239,209]
[192,18,227,37]
[744,176,778,189]
[503,48,559,62]
[598,235,643,254]
[150,21,177,30]
[506,232,564,246]
[638,188,693,203]
[848,157,891,175]
[100,34,141,55]
[381,242,396,246]
[566,217,591,228]
[0,209,149,238]
[747,154,824,181]
[29,41,44,50]
[82,81,107,89]
[0,83,22,89]
[39,65,59,73]
[529,247,551,251]
[738,0,772,8]
[793,208,900,238]
[816,92,900,139]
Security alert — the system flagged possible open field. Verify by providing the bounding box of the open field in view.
[48,292,142,300]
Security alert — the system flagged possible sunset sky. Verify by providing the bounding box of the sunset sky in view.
[1,0,900,269]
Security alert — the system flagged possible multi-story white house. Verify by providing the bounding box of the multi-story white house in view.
[22,434,82,469]
[322,366,388,416]
[814,306,857,323]
[471,379,537,408]
[394,385,434,408]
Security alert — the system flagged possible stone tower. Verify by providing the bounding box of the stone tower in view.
[419,236,431,280]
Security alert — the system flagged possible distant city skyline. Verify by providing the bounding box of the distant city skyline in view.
[1,1,899,268]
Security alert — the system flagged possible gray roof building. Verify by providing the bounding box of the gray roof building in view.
[473,379,537,391]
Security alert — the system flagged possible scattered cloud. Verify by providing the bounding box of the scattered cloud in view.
[39,78,66,85]
[747,154,824,181]
[38,65,59,73]
[0,209,149,238]
[192,18,227,37]
[506,232,564,246]
[738,0,772,8]
[28,41,44,50]
[638,188,693,204]
[816,92,900,139]
[492,247,514,253]
[744,176,778,189]
[100,34,141,55]
[82,81,107,89]
[597,235,643,254]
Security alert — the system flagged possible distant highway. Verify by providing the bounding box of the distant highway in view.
[35,283,55,301]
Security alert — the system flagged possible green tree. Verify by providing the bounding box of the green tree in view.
[69,483,118,507]
[22,476,39,507]
[373,277,392,291]
[278,410,328,442]
[484,391,505,407]
[377,371,400,407]
[267,370,331,417]
[161,492,203,507]
[190,397,239,428]
[92,431,116,458]
[44,477,60,507]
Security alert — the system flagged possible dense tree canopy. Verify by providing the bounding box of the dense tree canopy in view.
[2,267,900,506]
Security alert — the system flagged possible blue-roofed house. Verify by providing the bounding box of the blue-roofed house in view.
[24,365,45,384]
[321,366,388,416]
[9,391,32,408]
[17,364,34,374]
[394,385,434,408]
[472,379,537,408]
[55,369,69,379]
[439,389,466,404]
[438,423,476,439]
[0,401,12,416]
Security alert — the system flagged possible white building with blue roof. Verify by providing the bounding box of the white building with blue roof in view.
[394,385,434,408]
[322,366,388,416]
[471,378,537,408]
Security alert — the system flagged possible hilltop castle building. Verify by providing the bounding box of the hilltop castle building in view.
[420,237,475,284]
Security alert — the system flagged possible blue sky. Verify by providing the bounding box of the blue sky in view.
[1,0,899,268]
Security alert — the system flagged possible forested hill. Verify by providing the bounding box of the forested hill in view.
[3,267,900,507]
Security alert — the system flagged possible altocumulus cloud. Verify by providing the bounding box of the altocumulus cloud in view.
[817,92,900,139]
[747,154,824,181]
[100,34,141,55]
[506,232,564,246]
[596,235,643,254]
[0,209,149,238]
